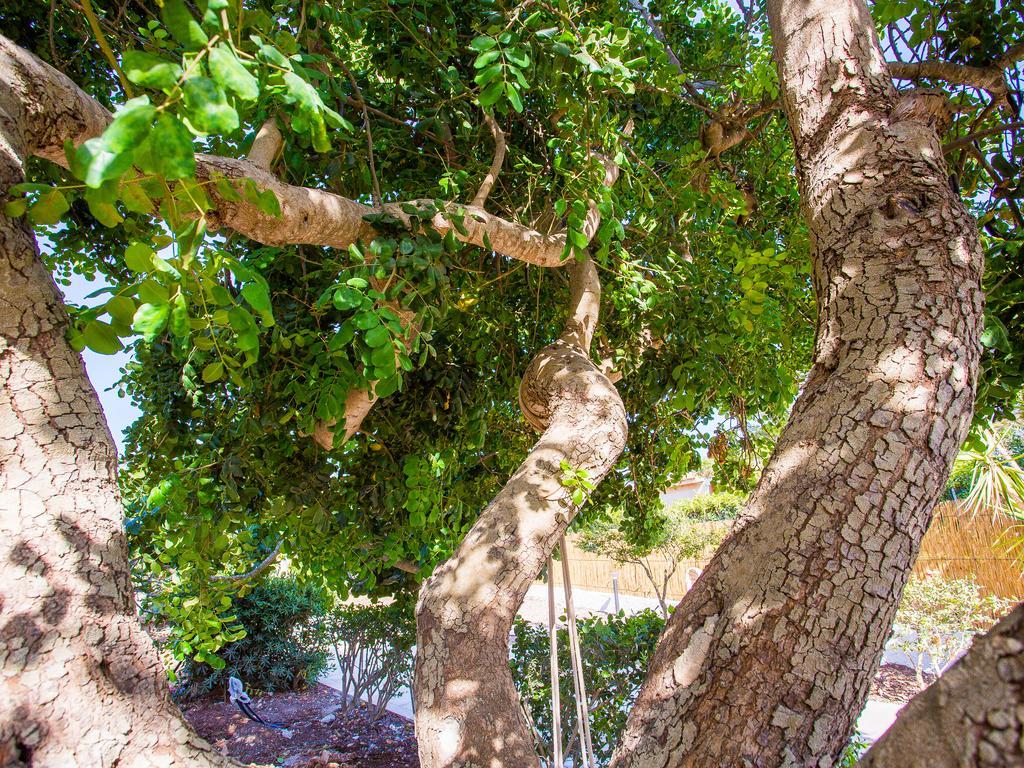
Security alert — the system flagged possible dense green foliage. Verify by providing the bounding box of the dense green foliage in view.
[665,489,745,521]
[511,611,665,767]
[1,0,1020,668]
[173,577,328,700]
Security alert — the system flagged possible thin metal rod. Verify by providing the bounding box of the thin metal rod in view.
[548,555,563,768]
[560,535,596,768]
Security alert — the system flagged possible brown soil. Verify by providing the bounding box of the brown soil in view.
[869,663,934,703]
[183,665,931,764]
[181,683,418,768]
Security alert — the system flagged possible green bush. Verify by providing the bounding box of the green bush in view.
[893,574,1013,686]
[510,610,665,767]
[174,577,329,701]
[323,599,416,722]
[664,490,746,522]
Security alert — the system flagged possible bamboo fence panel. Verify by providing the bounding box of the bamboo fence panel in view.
[912,500,1023,600]
[548,501,1023,603]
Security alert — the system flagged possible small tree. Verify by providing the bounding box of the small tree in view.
[893,573,1014,688]
[577,492,742,616]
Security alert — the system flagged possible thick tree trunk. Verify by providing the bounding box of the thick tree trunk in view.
[0,45,230,768]
[413,257,627,768]
[610,1,983,767]
[857,602,1023,767]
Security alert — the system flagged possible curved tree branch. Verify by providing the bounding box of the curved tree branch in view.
[415,252,627,768]
[0,36,592,269]
[470,111,506,208]
[887,60,1008,98]
[210,539,283,584]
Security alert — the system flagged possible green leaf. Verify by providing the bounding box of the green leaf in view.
[332,287,362,310]
[506,83,523,113]
[149,114,195,179]
[119,180,154,214]
[162,0,208,50]
[474,49,501,68]
[208,44,259,101]
[354,311,379,330]
[374,374,400,398]
[241,283,272,313]
[255,189,280,216]
[75,137,133,189]
[479,80,504,107]
[202,361,224,383]
[83,320,124,354]
[346,277,369,289]
[183,77,239,134]
[132,302,170,342]
[104,96,156,153]
[170,293,190,338]
[371,344,396,369]
[122,50,183,90]
[28,189,69,225]
[5,198,27,217]
[105,295,136,325]
[470,36,497,52]
[84,187,123,227]
[125,242,155,272]
[365,325,391,348]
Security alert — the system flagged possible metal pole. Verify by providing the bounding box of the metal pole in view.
[547,556,563,768]
[560,535,596,768]
[611,571,620,613]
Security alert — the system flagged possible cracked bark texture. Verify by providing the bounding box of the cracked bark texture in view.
[610,1,984,766]
[413,255,627,768]
[0,36,232,768]
[857,602,1024,767]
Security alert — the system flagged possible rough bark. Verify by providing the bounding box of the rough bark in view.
[857,602,1024,767]
[0,47,231,768]
[610,1,984,766]
[413,255,627,768]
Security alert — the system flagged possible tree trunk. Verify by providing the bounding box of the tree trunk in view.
[857,602,1024,767]
[0,45,230,768]
[610,1,984,766]
[414,257,627,768]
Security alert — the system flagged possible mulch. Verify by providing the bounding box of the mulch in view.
[869,663,934,704]
[182,664,932,765]
[181,683,418,768]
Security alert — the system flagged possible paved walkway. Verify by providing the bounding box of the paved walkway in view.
[319,583,910,744]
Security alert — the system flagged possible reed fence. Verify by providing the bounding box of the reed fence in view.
[549,500,1023,603]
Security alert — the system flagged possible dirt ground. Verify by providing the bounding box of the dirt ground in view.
[181,683,418,768]
[869,663,933,703]
[183,664,929,765]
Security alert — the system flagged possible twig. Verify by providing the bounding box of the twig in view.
[211,540,283,583]
[80,0,134,98]
[944,120,1024,153]
[471,111,506,208]
[340,66,381,206]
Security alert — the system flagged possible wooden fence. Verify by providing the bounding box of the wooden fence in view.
[549,501,1024,603]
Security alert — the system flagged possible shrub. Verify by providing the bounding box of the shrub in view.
[577,492,741,615]
[174,577,329,701]
[664,490,746,522]
[323,599,416,722]
[893,573,1014,687]
[510,610,665,767]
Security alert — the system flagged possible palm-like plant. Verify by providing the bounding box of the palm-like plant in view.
[951,422,1024,568]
